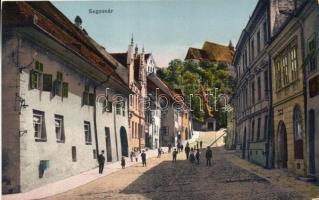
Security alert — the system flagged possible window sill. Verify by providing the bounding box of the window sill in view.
[85,142,92,145]
[57,140,65,143]
[35,138,47,142]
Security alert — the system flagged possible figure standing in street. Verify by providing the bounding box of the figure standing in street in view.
[185,144,190,160]
[97,150,105,174]
[189,148,195,164]
[196,141,199,149]
[130,151,134,162]
[157,148,162,158]
[200,140,203,149]
[195,149,200,165]
[206,146,213,167]
[168,144,172,153]
[141,150,147,167]
[172,148,178,163]
[121,157,126,169]
[135,150,139,162]
[181,144,184,152]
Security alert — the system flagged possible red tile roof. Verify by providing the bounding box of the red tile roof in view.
[2,1,117,78]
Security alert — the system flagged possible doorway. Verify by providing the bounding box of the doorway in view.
[120,126,128,157]
[277,121,288,168]
[309,110,316,174]
[105,127,112,162]
[242,128,247,159]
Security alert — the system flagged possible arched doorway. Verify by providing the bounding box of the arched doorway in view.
[242,128,247,159]
[120,126,128,157]
[277,121,288,168]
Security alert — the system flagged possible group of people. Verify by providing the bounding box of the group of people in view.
[172,142,213,167]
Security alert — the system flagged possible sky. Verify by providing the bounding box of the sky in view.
[53,0,258,67]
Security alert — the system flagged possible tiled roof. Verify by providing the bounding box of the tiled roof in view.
[2,1,116,77]
[185,42,234,64]
[185,48,209,61]
[202,41,234,64]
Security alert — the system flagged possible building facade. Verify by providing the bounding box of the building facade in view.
[304,1,319,179]
[2,1,130,193]
[233,0,273,168]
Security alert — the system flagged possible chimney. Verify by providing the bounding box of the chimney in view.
[74,16,82,29]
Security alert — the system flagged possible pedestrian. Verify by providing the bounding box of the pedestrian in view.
[189,148,195,164]
[200,140,203,149]
[195,149,200,165]
[177,143,181,152]
[172,148,178,163]
[185,144,190,160]
[157,148,161,158]
[196,141,199,149]
[135,150,139,162]
[141,150,147,167]
[168,144,172,153]
[121,157,126,169]
[97,150,105,174]
[181,144,184,152]
[130,151,134,162]
[206,146,213,167]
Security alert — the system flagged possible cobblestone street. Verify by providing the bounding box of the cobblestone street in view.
[43,148,309,200]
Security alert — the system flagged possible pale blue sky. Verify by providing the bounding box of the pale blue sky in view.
[53,1,258,67]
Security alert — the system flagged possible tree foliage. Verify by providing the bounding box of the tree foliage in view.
[158,59,235,128]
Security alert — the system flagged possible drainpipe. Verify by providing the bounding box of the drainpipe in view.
[113,103,119,161]
[93,74,113,158]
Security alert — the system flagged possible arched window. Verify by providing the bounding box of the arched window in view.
[293,105,303,159]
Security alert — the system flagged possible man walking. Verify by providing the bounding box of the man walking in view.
[157,148,162,158]
[200,140,203,149]
[195,149,200,165]
[185,144,190,160]
[141,150,147,167]
[97,150,105,174]
[206,146,213,167]
[172,148,178,163]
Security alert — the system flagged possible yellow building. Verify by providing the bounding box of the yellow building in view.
[269,7,307,176]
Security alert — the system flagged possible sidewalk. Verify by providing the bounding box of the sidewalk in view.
[2,149,161,200]
[224,149,319,200]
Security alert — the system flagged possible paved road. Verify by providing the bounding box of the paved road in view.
[44,148,303,200]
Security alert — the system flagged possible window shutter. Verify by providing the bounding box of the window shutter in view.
[83,91,89,105]
[89,93,95,106]
[107,101,112,112]
[62,82,69,97]
[42,74,52,91]
[30,70,37,89]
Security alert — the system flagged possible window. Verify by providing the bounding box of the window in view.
[257,31,261,53]
[53,72,69,98]
[263,22,267,44]
[84,121,92,144]
[293,105,303,159]
[122,101,126,116]
[251,119,255,141]
[43,74,53,92]
[308,36,317,72]
[83,83,94,106]
[289,47,297,80]
[103,97,112,113]
[264,70,269,98]
[257,118,261,140]
[264,115,268,140]
[72,146,77,162]
[55,115,65,143]
[130,95,133,106]
[282,55,289,85]
[251,81,255,105]
[132,122,135,138]
[30,61,43,89]
[275,60,282,89]
[257,77,261,101]
[33,110,46,141]
[251,39,255,60]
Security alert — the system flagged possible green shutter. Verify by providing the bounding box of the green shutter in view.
[62,82,69,97]
[107,101,112,112]
[30,70,38,89]
[83,92,89,105]
[89,93,95,106]
[42,74,52,91]
[84,84,89,92]
[39,63,43,72]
